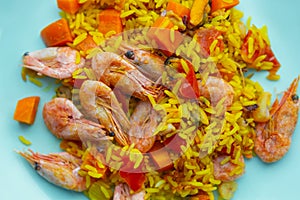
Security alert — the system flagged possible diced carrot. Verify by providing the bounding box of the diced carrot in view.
[13,96,40,125]
[75,34,97,51]
[57,0,81,14]
[98,9,123,35]
[166,0,190,18]
[148,16,183,56]
[41,18,73,47]
[149,142,174,172]
[211,0,240,13]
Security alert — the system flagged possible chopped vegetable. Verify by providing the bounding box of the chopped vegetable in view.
[195,27,224,57]
[148,16,183,56]
[41,18,73,47]
[190,190,210,200]
[18,135,32,146]
[166,0,190,18]
[119,171,146,192]
[177,59,200,99]
[189,0,209,26]
[57,0,81,14]
[75,34,97,52]
[252,91,271,122]
[14,96,40,125]
[163,134,186,153]
[211,0,240,13]
[98,9,123,35]
[149,142,174,172]
[218,181,238,200]
[241,28,281,78]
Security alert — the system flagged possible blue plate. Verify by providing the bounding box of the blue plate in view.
[0,0,299,199]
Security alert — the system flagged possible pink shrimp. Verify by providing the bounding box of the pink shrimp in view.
[23,47,85,79]
[120,43,165,82]
[213,154,245,182]
[79,80,130,146]
[254,76,300,163]
[91,52,160,101]
[17,150,87,192]
[43,97,111,143]
[128,100,159,153]
[113,183,145,200]
[198,76,234,107]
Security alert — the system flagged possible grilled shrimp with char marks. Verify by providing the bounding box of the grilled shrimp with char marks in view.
[254,76,300,163]
[23,47,85,79]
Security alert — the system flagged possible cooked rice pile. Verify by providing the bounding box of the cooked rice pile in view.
[53,0,279,199]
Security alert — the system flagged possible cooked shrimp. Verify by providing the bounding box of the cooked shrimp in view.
[113,183,145,200]
[198,76,234,107]
[120,43,165,82]
[18,150,86,192]
[91,52,159,101]
[23,47,85,79]
[128,100,159,153]
[213,154,245,182]
[43,98,111,143]
[254,76,300,163]
[79,80,130,146]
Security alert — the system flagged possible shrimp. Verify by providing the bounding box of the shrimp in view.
[254,76,300,163]
[128,100,159,153]
[113,183,145,200]
[43,98,111,143]
[91,52,159,101]
[23,47,85,79]
[17,150,86,192]
[213,154,245,182]
[79,80,130,146]
[120,43,165,82]
[198,76,234,107]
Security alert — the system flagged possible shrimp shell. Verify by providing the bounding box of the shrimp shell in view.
[43,98,111,143]
[18,150,86,192]
[91,52,160,101]
[23,47,85,79]
[254,76,300,163]
[79,80,130,146]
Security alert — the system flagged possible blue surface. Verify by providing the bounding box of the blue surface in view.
[0,0,299,199]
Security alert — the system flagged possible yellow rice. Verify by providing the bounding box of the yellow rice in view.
[32,0,285,199]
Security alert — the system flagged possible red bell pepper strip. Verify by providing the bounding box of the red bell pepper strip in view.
[177,60,200,99]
